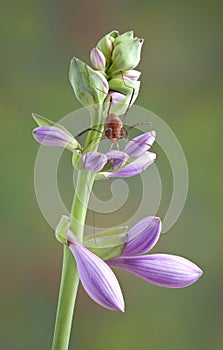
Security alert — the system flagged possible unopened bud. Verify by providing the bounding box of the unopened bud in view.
[108,37,144,76]
[120,70,141,81]
[108,91,126,104]
[69,57,108,106]
[32,126,80,151]
[90,48,106,71]
[106,78,140,115]
[96,71,109,94]
[96,30,119,66]
[108,77,140,96]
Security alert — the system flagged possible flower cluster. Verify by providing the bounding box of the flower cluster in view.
[32,113,156,179]
[82,130,156,178]
[56,215,202,312]
[69,30,143,115]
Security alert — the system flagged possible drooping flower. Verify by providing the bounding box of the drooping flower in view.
[66,230,125,312]
[33,125,80,151]
[54,217,126,312]
[82,130,156,178]
[59,216,202,312]
[32,112,157,179]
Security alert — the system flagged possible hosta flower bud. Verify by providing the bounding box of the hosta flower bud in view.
[69,57,108,106]
[32,113,81,151]
[106,77,140,115]
[108,91,126,104]
[108,37,144,76]
[90,48,106,71]
[108,77,140,98]
[117,69,141,81]
[96,30,119,66]
[33,126,80,151]
[104,91,128,115]
[95,71,109,94]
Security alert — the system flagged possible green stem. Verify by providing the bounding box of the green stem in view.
[51,246,79,350]
[51,105,104,350]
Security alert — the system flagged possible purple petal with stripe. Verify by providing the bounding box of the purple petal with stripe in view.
[90,48,106,70]
[109,91,126,104]
[123,70,141,81]
[69,239,125,312]
[123,216,161,256]
[33,126,76,149]
[101,151,156,178]
[108,254,203,288]
[106,150,129,169]
[124,131,156,157]
[82,152,108,172]
[96,71,109,94]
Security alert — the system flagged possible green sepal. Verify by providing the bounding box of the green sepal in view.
[32,113,56,127]
[94,173,108,180]
[55,215,70,244]
[84,226,128,260]
[69,57,108,107]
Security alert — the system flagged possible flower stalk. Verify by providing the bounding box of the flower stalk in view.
[51,106,104,350]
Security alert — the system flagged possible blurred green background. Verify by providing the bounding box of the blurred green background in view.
[1,0,222,349]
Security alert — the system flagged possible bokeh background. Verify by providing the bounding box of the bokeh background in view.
[1,0,222,349]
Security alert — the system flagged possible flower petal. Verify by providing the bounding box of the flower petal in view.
[123,216,161,256]
[108,254,203,288]
[33,126,79,150]
[122,70,141,81]
[95,71,109,94]
[105,150,129,169]
[124,131,156,157]
[69,239,125,311]
[90,48,106,70]
[82,152,108,172]
[101,151,156,178]
[108,91,126,104]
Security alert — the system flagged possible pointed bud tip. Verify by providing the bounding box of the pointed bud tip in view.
[90,48,106,70]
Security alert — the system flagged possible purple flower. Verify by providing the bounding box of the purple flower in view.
[82,152,108,172]
[102,151,156,178]
[108,217,203,288]
[33,126,80,151]
[67,231,124,312]
[66,216,202,312]
[123,130,156,157]
[108,91,126,104]
[82,131,157,178]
